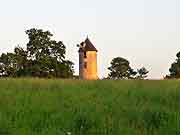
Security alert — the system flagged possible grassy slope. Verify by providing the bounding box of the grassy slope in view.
[0,78,179,135]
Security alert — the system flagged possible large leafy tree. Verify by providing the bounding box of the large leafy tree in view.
[0,28,74,78]
[26,28,68,77]
[26,29,66,61]
[167,51,180,78]
[108,57,137,79]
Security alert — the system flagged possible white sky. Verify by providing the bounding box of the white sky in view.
[0,0,180,79]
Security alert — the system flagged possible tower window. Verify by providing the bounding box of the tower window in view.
[84,52,87,58]
[84,62,87,69]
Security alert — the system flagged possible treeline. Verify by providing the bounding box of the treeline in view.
[107,51,180,80]
[107,57,149,80]
[0,28,179,79]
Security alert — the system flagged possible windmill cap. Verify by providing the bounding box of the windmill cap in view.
[84,37,98,52]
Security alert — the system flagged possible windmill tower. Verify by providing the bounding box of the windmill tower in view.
[78,37,98,80]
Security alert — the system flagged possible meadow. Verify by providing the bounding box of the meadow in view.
[0,78,179,135]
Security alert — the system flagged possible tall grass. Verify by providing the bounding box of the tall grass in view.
[0,78,179,135]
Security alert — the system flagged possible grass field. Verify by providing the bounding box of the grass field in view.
[0,78,179,135]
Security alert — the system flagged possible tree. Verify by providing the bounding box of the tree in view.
[136,67,149,79]
[0,28,74,78]
[167,51,180,78]
[26,29,66,61]
[14,46,30,76]
[0,53,17,77]
[25,28,74,78]
[108,57,136,79]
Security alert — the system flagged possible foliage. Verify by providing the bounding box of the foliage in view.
[167,51,180,79]
[136,67,149,80]
[0,78,178,135]
[108,57,137,79]
[166,52,180,78]
[0,28,74,78]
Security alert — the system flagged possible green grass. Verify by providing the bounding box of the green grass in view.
[0,78,179,135]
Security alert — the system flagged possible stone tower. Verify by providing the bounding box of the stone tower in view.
[78,37,98,80]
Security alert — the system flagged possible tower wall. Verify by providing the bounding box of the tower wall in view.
[86,51,98,80]
[79,51,98,80]
[79,52,85,79]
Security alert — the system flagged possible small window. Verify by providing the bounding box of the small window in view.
[84,52,87,58]
[84,62,87,69]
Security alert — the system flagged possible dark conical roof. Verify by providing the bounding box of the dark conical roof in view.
[84,38,97,52]
[78,37,98,52]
